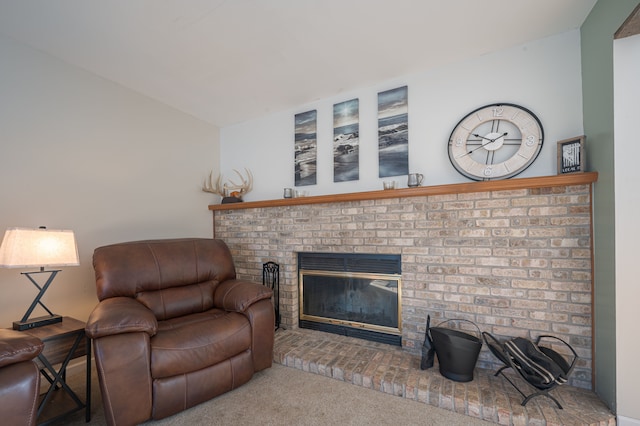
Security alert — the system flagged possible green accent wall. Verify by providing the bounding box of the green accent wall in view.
[581,0,639,411]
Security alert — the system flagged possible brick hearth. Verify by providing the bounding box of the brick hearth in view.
[274,328,614,425]
[211,174,597,390]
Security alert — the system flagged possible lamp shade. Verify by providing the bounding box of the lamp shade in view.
[0,227,79,268]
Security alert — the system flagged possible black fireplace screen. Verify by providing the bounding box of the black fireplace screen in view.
[297,252,402,345]
[299,270,401,335]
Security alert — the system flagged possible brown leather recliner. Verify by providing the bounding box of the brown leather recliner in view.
[85,238,274,426]
[0,329,44,426]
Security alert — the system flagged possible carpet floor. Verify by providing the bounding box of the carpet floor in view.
[49,362,492,426]
[44,328,615,425]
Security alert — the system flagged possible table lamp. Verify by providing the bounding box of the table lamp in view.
[0,226,79,330]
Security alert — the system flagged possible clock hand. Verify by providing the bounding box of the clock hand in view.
[471,132,508,143]
[472,133,493,142]
[466,144,490,155]
[488,132,508,142]
[464,132,509,155]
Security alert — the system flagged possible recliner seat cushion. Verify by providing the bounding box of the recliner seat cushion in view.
[152,349,254,420]
[150,310,251,378]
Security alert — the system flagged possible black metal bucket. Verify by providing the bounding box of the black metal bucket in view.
[428,319,482,382]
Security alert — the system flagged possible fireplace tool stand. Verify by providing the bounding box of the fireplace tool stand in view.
[262,261,280,330]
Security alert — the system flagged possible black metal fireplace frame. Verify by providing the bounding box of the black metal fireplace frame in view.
[297,252,402,346]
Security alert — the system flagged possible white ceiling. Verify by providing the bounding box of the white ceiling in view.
[0,0,597,127]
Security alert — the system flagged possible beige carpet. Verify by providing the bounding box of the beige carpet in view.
[54,363,492,425]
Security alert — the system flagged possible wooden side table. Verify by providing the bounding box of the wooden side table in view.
[22,316,91,425]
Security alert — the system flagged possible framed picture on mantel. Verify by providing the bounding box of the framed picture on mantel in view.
[557,135,586,174]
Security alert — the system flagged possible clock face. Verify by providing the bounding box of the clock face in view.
[448,103,544,180]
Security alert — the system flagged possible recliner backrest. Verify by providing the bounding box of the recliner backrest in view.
[93,238,237,320]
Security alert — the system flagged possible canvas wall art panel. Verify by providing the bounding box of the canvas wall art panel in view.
[333,99,360,182]
[295,110,317,186]
[378,86,408,178]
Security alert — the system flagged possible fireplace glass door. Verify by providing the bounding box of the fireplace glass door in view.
[299,269,401,336]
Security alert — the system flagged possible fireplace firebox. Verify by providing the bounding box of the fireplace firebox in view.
[298,252,402,346]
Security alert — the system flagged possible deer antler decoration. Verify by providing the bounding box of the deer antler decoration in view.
[202,168,253,198]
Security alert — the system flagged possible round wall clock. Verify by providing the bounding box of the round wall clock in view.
[447,103,544,181]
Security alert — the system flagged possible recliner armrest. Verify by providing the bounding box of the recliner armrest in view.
[85,297,158,339]
[0,329,43,368]
[214,279,272,312]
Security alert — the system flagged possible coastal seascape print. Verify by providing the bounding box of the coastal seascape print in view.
[333,99,359,182]
[295,110,317,186]
[378,86,409,178]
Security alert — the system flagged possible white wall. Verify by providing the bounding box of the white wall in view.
[614,33,640,425]
[0,34,220,327]
[221,30,585,202]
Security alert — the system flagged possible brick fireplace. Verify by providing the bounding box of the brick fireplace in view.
[210,173,597,389]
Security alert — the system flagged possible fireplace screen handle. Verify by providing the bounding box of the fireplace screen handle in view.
[262,261,280,330]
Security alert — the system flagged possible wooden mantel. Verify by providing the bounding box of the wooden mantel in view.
[208,172,598,211]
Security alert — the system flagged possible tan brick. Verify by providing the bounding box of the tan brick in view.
[510,196,550,206]
[376,230,401,238]
[550,302,591,314]
[492,228,528,237]
[475,199,510,208]
[528,290,568,301]
[376,213,402,221]
[341,207,363,215]
[475,257,510,267]
[551,258,591,269]
[476,218,510,228]
[492,247,529,257]
[510,258,549,268]
[459,228,491,237]
[458,285,491,295]
[528,206,568,216]
[400,212,424,221]
[492,207,528,217]
[428,211,457,220]
[363,221,387,230]
[551,323,591,336]
[458,266,492,276]
[363,205,388,213]
[459,209,492,218]
[510,319,551,331]
[490,268,529,278]
[551,216,591,226]
[443,293,475,303]
[530,311,569,322]
[489,288,527,298]
[512,279,549,289]
[510,299,548,310]
[493,189,529,198]
[460,247,492,256]
[529,228,566,237]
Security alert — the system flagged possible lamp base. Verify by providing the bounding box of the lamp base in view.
[13,314,63,331]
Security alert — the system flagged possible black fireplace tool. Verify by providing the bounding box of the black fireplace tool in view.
[420,315,435,369]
